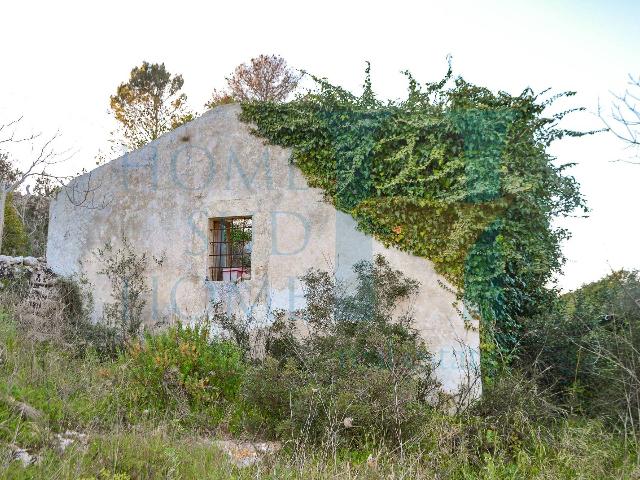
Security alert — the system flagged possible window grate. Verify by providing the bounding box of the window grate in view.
[208,216,252,281]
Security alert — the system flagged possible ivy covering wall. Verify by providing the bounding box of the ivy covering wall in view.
[239,65,587,360]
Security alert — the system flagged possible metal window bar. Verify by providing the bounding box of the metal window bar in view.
[208,216,252,281]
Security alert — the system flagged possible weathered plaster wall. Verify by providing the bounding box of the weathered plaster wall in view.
[47,104,479,393]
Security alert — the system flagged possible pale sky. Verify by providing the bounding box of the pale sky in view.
[1,0,638,291]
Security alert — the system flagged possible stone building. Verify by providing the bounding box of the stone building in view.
[46,104,479,393]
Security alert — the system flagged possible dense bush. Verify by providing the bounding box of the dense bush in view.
[468,370,564,457]
[126,322,244,420]
[231,256,443,449]
[2,266,640,478]
[519,270,640,432]
[11,180,55,258]
[1,192,29,256]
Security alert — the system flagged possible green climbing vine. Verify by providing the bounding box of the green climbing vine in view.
[239,64,588,363]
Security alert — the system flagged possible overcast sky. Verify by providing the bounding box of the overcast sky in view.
[1,0,638,291]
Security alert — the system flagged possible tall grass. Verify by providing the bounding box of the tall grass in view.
[2,263,640,478]
[0,311,637,478]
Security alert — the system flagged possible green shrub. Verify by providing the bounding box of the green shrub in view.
[95,237,165,345]
[126,322,245,419]
[54,276,122,358]
[2,192,29,256]
[234,256,443,448]
[519,270,640,432]
[467,370,564,456]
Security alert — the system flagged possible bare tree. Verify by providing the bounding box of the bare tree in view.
[206,54,301,107]
[600,74,640,163]
[0,120,64,253]
[12,178,58,257]
[0,117,109,254]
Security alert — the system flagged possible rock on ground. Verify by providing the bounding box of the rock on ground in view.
[213,439,282,468]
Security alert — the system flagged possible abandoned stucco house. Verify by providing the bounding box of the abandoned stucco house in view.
[46,104,479,393]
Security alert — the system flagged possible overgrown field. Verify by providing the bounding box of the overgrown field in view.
[1,258,640,479]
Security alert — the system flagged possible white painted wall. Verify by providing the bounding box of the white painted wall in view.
[47,104,479,393]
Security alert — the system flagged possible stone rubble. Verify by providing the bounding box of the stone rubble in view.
[0,255,62,321]
[55,430,89,453]
[8,444,38,467]
[213,439,282,468]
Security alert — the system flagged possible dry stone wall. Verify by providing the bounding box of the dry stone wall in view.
[0,255,67,341]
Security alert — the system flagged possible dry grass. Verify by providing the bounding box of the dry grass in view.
[0,308,636,479]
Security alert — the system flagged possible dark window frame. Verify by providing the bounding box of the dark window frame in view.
[207,216,252,282]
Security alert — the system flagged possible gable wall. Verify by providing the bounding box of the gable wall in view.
[47,104,479,393]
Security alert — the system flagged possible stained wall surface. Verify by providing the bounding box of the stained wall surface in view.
[47,104,479,393]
